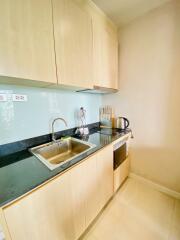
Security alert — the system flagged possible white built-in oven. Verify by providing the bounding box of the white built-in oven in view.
[113,135,130,192]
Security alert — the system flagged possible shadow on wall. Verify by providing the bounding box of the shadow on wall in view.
[165,0,180,154]
[130,146,180,193]
[103,1,180,193]
[131,2,180,193]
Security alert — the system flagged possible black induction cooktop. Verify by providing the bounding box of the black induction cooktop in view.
[97,128,128,136]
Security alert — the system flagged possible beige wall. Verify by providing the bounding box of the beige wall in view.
[104,1,180,192]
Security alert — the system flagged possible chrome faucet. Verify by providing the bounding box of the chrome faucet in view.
[52,118,68,142]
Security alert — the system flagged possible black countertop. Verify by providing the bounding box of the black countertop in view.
[0,128,130,207]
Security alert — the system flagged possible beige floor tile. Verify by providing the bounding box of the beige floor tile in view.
[115,178,175,237]
[82,178,177,240]
[82,233,98,240]
[92,199,170,240]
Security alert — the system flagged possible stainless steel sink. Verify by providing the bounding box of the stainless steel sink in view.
[30,137,96,170]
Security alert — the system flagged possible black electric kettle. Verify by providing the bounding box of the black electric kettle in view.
[116,117,129,130]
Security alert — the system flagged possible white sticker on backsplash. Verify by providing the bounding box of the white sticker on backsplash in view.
[0,94,7,102]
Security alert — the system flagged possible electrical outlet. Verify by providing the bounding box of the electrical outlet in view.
[12,94,28,102]
[0,94,7,102]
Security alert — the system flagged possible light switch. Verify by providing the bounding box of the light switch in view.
[12,94,28,102]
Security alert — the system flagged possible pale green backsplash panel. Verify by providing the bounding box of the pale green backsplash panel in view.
[0,84,102,145]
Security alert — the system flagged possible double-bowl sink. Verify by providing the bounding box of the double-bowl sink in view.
[30,137,96,170]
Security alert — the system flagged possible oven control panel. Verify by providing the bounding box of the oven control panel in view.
[113,136,129,151]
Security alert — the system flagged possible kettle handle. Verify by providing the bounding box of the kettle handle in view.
[123,117,129,129]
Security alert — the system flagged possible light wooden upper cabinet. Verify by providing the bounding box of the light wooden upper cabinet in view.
[90,7,118,90]
[0,0,118,90]
[0,0,57,85]
[52,0,93,89]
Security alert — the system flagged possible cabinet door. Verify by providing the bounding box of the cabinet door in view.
[3,173,75,240]
[53,0,93,89]
[69,162,86,240]
[0,0,56,84]
[97,145,114,210]
[82,155,100,228]
[114,157,130,192]
[93,20,118,89]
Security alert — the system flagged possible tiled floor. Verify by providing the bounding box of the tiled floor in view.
[82,178,180,240]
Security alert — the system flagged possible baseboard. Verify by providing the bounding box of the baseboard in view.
[129,172,180,200]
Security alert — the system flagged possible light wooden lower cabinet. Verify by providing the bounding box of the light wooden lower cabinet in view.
[2,146,114,240]
[97,144,114,210]
[69,160,86,239]
[69,154,100,239]
[114,157,130,193]
[83,154,100,227]
[3,172,75,240]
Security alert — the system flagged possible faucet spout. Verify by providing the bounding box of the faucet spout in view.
[52,118,68,142]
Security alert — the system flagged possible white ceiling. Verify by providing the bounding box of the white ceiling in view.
[92,0,171,26]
